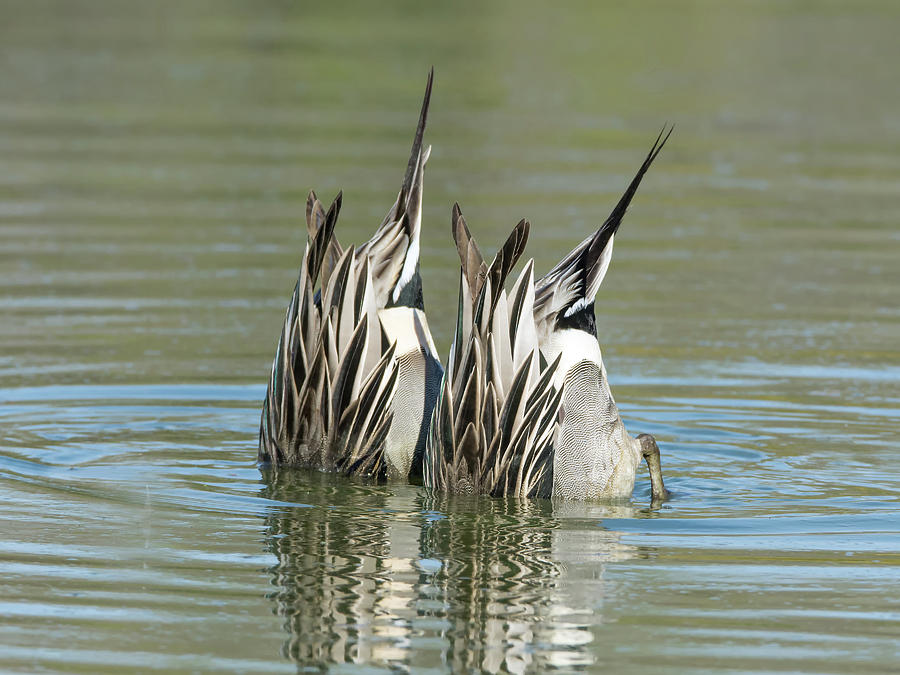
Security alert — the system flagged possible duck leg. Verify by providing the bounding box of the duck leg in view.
[637,433,670,506]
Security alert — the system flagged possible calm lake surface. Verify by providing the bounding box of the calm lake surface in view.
[2,1,899,672]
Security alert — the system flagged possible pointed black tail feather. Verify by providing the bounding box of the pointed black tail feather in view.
[534,125,673,328]
[398,67,434,209]
[589,124,673,261]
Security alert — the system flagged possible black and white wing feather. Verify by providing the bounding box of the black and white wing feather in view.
[259,192,399,476]
[424,206,563,498]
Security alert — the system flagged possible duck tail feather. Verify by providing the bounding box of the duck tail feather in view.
[398,67,434,209]
[582,123,673,299]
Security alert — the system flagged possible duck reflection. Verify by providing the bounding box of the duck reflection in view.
[261,470,418,667]
[261,470,643,672]
[416,494,560,673]
[417,496,640,673]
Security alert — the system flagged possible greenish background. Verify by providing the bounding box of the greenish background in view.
[1,1,898,672]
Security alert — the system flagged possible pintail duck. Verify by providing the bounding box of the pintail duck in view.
[533,127,673,502]
[425,130,672,503]
[259,70,443,479]
[424,205,563,498]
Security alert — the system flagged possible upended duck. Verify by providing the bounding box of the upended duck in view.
[259,70,443,479]
[425,129,672,502]
[533,127,672,502]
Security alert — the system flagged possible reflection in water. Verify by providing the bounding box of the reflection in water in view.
[261,471,641,671]
[261,470,412,667]
[418,494,563,673]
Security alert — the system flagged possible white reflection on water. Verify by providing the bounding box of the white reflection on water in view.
[261,474,661,672]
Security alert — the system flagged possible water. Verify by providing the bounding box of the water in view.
[1,0,899,672]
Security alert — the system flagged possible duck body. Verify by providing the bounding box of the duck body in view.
[424,129,673,503]
[259,70,442,480]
